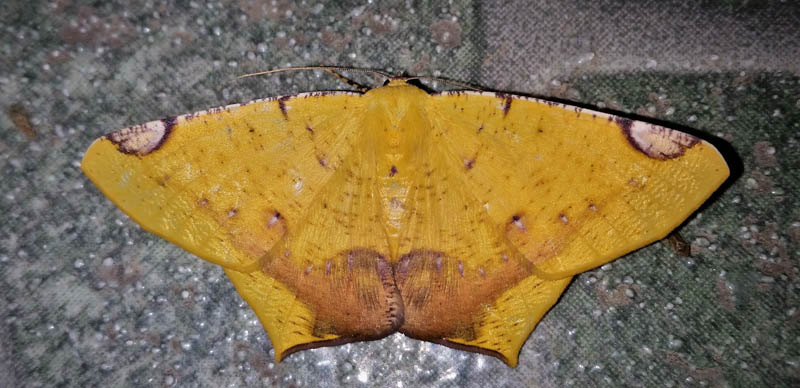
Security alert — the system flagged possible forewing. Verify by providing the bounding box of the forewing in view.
[429,91,729,280]
[83,92,404,360]
[394,134,571,367]
[81,91,361,271]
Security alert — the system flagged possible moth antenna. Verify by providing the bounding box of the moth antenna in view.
[237,65,394,78]
[412,76,481,91]
[237,66,480,91]
[237,66,393,90]
[325,70,370,93]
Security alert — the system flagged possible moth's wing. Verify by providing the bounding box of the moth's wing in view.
[227,135,403,360]
[81,91,361,271]
[82,92,402,360]
[429,91,729,280]
[394,139,571,367]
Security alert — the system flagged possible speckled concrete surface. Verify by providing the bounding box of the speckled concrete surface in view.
[1,1,798,387]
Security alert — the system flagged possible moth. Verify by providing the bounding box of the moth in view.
[82,68,729,366]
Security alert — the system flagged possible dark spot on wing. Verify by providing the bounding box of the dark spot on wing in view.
[616,117,633,135]
[278,97,290,120]
[156,116,177,150]
[155,174,170,187]
[316,153,328,167]
[498,94,513,117]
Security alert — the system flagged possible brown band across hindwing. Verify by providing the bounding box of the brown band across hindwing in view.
[260,245,533,360]
[394,249,531,345]
[261,248,404,345]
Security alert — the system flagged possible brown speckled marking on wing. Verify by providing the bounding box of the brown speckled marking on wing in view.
[105,116,177,156]
[278,96,290,120]
[261,248,403,349]
[395,249,530,342]
[616,117,700,159]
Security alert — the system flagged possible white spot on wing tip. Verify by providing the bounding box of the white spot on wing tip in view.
[106,119,168,155]
[450,91,707,160]
[623,120,699,159]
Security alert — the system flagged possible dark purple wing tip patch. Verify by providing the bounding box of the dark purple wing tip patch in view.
[615,117,700,160]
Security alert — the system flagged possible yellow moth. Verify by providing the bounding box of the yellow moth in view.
[81,69,729,367]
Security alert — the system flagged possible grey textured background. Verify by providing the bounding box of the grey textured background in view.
[1,1,798,387]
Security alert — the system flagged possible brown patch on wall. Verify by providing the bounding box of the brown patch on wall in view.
[430,19,462,49]
[747,170,775,195]
[350,9,401,36]
[661,351,725,383]
[716,278,736,311]
[58,7,133,48]
[754,247,795,280]
[238,0,296,22]
[753,141,778,168]
[594,282,639,307]
[665,233,691,257]
[321,27,353,50]
[7,104,35,138]
[789,224,800,245]
[95,257,142,288]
